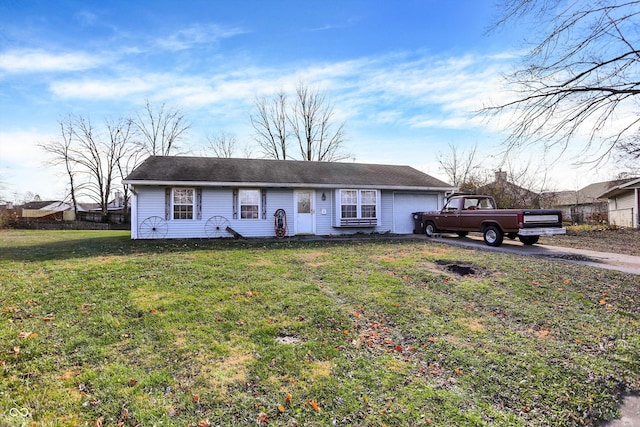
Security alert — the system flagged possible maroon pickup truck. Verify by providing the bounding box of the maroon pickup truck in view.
[418,195,566,246]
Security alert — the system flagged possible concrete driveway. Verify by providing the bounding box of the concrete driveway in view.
[426,233,640,275]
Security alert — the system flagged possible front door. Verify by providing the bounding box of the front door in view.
[294,190,315,234]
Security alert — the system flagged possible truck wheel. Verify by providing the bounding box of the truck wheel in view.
[519,235,539,245]
[425,221,437,238]
[483,225,504,247]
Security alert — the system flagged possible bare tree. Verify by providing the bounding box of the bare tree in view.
[136,99,190,156]
[207,131,238,158]
[437,143,480,188]
[251,90,289,159]
[71,115,119,220]
[486,0,640,163]
[290,82,348,161]
[39,115,82,216]
[480,163,550,209]
[250,83,349,161]
[42,114,140,222]
[107,117,140,218]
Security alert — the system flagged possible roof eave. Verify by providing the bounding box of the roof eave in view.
[123,179,454,192]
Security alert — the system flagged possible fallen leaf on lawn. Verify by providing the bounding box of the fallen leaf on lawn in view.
[13,346,20,355]
[256,412,269,424]
[198,419,210,427]
[454,368,464,375]
[42,316,55,322]
[394,345,403,352]
[128,379,138,387]
[149,309,157,314]
[537,329,550,338]
[192,394,199,402]
[278,404,285,413]
[285,392,292,404]
[563,279,571,284]
[94,417,104,427]
[18,331,36,339]
[307,399,320,411]
[599,299,608,305]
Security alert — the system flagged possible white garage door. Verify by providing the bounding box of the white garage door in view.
[393,192,440,234]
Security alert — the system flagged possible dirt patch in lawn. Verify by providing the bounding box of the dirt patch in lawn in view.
[433,259,494,277]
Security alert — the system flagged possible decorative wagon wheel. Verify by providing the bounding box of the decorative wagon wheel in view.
[138,216,168,239]
[205,215,231,238]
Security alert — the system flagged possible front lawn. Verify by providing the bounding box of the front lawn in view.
[0,230,638,426]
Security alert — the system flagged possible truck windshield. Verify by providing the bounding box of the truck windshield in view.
[443,199,460,211]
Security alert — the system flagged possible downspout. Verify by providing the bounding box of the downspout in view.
[635,187,639,229]
[128,184,138,239]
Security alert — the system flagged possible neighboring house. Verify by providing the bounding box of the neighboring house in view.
[123,156,455,239]
[550,179,637,225]
[597,177,640,228]
[76,192,129,224]
[551,181,611,224]
[476,171,541,209]
[21,200,75,221]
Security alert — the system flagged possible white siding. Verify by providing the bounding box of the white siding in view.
[608,192,636,228]
[133,186,298,239]
[132,185,449,238]
[315,190,335,235]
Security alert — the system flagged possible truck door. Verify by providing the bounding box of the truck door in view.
[439,198,461,229]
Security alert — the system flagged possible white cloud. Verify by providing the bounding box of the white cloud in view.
[50,75,158,99]
[0,49,105,73]
[156,24,247,51]
[0,129,66,199]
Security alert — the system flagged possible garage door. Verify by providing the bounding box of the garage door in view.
[393,192,440,234]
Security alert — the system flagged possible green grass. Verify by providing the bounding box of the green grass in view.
[0,230,638,426]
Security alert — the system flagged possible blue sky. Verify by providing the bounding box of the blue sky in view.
[0,0,622,201]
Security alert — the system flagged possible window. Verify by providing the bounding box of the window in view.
[240,189,260,219]
[338,189,379,226]
[360,190,377,218]
[173,188,194,220]
[341,190,357,219]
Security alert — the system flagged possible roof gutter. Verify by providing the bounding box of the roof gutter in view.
[122,179,456,192]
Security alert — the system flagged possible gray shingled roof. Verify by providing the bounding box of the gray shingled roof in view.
[124,156,453,190]
[553,178,639,206]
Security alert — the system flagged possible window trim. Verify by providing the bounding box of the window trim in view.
[238,188,261,220]
[336,189,380,227]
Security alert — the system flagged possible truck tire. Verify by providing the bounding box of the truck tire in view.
[425,221,437,238]
[483,225,503,247]
[519,235,539,245]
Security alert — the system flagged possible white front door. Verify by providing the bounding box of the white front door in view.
[294,190,315,234]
